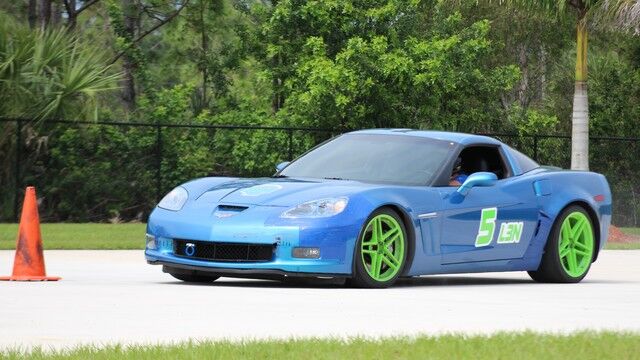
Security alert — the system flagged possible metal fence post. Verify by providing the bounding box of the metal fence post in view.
[533,135,539,162]
[13,119,22,222]
[156,124,162,202]
[288,129,294,160]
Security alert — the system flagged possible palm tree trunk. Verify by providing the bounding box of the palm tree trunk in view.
[571,19,589,171]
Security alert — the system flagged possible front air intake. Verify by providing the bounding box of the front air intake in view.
[173,239,275,262]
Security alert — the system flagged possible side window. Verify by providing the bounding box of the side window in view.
[455,146,509,180]
[507,146,539,173]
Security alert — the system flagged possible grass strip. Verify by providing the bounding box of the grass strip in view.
[0,223,145,250]
[619,227,640,236]
[2,331,639,360]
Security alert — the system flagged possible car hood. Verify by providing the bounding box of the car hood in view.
[191,177,373,207]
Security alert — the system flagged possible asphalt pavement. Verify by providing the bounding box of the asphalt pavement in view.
[1,250,639,350]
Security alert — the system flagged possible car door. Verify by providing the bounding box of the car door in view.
[438,145,540,264]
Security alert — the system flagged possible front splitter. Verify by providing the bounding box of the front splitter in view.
[149,260,350,281]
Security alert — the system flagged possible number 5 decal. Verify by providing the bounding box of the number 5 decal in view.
[475,207,497,247]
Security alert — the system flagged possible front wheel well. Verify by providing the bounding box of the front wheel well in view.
[378,205,416,276]
[559,201,601,261]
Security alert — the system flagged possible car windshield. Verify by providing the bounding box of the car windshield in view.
[279,133,454,185]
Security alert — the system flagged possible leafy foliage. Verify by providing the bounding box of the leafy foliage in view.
[0,13,120,121]
[0,1,639,224]
[284,15,519,131]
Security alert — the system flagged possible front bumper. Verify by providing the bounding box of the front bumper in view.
[145,205,361,275]
[145,247,352,275]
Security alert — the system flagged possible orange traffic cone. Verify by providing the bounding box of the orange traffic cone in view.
[0,187,60,281]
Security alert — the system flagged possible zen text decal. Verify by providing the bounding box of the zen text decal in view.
[475,207,523,247]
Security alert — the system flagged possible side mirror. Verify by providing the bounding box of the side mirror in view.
[457,172,498,196]
[275,161,290,172]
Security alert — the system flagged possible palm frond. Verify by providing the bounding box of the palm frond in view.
[592,0,640,33]
[0,12,122,122]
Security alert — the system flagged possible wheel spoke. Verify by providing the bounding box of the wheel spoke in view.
[382,247,399,265]
[574,248,590,257]
[366,251,377,274]
[371,252,382,278]
[361,239,376,247]
[362,249,376,256]
[559,246,571,258]
[383,233,400,248]
[574,241,589,251]
[381,254,399,271]
[570,218,586,241]
[381,227,399,243]
[567,249,578,271]
[375,218,385,244]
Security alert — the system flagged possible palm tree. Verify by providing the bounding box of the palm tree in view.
[0,13,120,122]
[0,12,120,219]
[495,0,639,170]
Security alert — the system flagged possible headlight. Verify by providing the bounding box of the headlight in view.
[281,197,348,218]
[158,186,188,211]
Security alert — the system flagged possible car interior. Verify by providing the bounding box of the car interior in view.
[455,145,510,181]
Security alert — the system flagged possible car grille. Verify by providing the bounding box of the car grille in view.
[173,239,275,262]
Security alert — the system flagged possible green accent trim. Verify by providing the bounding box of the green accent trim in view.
[558,212,594,278]
[475,207,497,247]
[361,214,405,282]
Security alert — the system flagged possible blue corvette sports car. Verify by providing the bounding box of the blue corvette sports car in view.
[146,129,612,288]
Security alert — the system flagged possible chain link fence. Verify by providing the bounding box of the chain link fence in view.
[1,118,638,226]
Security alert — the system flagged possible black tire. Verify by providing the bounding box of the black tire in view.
[528,205,596,283]
[349,208,408,288]
[168,272,220,283]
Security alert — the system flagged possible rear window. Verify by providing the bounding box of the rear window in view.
[507,146,539,173]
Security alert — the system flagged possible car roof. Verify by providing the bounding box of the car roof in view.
[348,129,502,146]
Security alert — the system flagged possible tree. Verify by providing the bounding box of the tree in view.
[183,0,226,111]
[251,0,459,114]
[0,13,120,121]
[108,0,189,111]
[495,0,640,170]
[283,14,519,131]
[0,11,120,219]
[251,1,520,131]
[63,0,101,30]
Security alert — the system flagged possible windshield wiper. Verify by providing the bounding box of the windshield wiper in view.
[323,177,348,181]
[272,174,288,178]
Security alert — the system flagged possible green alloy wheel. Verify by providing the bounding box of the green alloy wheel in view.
[529,205,596,283]
[351,208,407,288]
[558,211,595,277]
